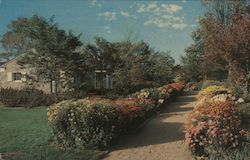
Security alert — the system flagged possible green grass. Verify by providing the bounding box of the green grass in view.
[0,107,104,160]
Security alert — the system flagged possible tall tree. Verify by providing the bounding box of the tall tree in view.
[0,17,30,61]
[5,15,83,94]
[200,0,250,94]
[85,37,119,92]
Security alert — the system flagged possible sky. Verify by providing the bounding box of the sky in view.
[0,0,205,63]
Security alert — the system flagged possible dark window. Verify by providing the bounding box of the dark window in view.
[13,72,22,81]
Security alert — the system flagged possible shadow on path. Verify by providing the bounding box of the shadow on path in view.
[107,92,196,152]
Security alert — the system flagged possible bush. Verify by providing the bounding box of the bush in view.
[201,80,224,90]
[130,88,161,102]
[115,98,155,116]
[186,101,247,157]
[48,82,185,149]
[168,82,185,92]
[115,97,155,128]
[186,82,198,91]
[186,86,249,159]
[48,99,126,149]
[196,85,232,101]
[0,87,56,107]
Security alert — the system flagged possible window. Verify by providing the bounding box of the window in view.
[13,72,22,81]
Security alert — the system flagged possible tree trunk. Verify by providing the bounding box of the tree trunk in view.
[246,58,250,95]
[50,79,53,93]
[55,80,58,95]
[227,63,233,86]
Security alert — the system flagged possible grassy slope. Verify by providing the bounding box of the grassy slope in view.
[0,107,104,160]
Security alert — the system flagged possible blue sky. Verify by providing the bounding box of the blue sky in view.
[0,0,204,63]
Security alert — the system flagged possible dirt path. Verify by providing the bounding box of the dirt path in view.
[103,91,197,160]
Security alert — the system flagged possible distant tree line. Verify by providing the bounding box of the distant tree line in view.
[0,15,176,96]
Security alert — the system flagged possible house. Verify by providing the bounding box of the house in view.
[0,59,52,93]
[0,59,113,93]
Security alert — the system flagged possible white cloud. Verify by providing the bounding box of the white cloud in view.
[137,4,146,13]
[120,11,130,17]
[120,11,136,19]
[161,4,182,14]
[162,15,183,23]
[172,23,188,30]
[98,12,117,21]
[91,0,102,7]
[144,17,188,30]
[137,3,187,30]
[137,3,182,14]
[182,0,187,3]
[103,26,111,34]
[144,18,161,26]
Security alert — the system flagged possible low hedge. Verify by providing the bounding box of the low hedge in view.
[0,87,56,107]
[186,86,249,158]
[48,82,185,149]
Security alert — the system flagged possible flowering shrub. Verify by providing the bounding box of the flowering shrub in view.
[168,82,185,92]
[186,114,246,157]
[48,82,185,149]
[115,98,155,119]
[187,101,240,128]
[196,85,232,101]
[186,87,248,158]
[130,88,160,102]
[48,99,126,149]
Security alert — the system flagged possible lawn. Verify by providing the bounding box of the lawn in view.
[0,107,104,160]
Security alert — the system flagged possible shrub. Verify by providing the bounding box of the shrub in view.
[115,98,155,117]
[130,88,160,102]
[186,101,246,157]
[168,82,185,92]
[186,82,198,91]
[201,80,224,90]
[0,87,56,107]
[196,85,232,101]
[48,82,185,149]
[48,99,126,149]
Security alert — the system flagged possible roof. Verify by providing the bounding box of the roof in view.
[0,58,18,68]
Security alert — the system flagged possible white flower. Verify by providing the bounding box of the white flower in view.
[237,98,244,104]
[158,99,164,104]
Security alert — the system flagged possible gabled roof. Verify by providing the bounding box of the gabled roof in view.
[0,58,18,68]
[0,53,26,68]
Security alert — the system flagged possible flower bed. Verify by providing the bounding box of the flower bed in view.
[196,85,231,101]
[48,82,185,149]
[186,86,248,158]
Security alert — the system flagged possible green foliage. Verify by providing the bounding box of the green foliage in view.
[109,41,175,95]
[0,87,56,107]
[3,15,85,94]
[180,29,205,82]
[48,82,185,149]
[201,80,224,89]
[208,145,250,160]
[48,99,126,149]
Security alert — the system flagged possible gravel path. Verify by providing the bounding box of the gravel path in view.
[103,91,197,160]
